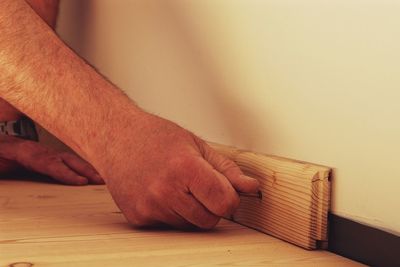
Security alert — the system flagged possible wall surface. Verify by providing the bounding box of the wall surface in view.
[57,0,400,234]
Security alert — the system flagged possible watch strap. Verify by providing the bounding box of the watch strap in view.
[0,117,39,141]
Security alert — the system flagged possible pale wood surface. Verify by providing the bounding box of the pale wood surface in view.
[210,143,331,250]
[0,179,363,267]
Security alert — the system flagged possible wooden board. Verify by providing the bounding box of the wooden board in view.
[209,143,331,250]
[0,179,362,267]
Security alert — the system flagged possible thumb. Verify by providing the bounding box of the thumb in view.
[195,138,260,193]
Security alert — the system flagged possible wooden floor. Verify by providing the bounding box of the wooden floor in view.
[0,178,364,267]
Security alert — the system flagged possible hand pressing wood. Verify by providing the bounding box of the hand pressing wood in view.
[210,143,331,250]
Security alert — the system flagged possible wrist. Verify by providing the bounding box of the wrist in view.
[79,99,148,173]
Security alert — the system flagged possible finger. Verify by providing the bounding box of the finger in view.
[128,197,190,229]
[183,157,240,217]
[173,191,220,229]
[154,210,193,230]
[60,152,104,184]
[43,161,89,185]
[201,142,260,193]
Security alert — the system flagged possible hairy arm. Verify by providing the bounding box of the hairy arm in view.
[0,0,259,229]
[0,0,137,164]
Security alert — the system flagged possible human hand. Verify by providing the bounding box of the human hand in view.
[0,136,104,185]
[95,113,259,229]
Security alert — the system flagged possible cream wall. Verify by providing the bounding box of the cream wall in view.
[57,0,400,234]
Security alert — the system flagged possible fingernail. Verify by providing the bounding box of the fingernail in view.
[240,174,259,183]
[240,174,261,189]
[240,174,252,180]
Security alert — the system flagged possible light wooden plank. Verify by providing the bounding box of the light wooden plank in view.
[209,143,331,250]
[0,179,362,267]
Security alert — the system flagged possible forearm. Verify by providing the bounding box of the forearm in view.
[0,0,144,170]
[0,0,59,122]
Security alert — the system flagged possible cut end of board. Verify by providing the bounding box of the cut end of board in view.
[209,143,331,250]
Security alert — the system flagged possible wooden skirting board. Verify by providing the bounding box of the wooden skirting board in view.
[209,143,331,250]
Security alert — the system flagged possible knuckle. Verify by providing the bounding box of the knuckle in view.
[213,195,240,216]
[148,180,169,200]
[219,157,238,171]
[169,156,202,184]
[197,216,220,230]
[219,159,242,177]
[206,150,242,177]
[213,201,230,217]
[135,201,151,218]
[128,207,152,227]
[192,135,208,156]
[169,155,198,173]
[128,216,149,227]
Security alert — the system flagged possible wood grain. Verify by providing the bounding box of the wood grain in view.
[210,143,331,250]
[0,179,361,267]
